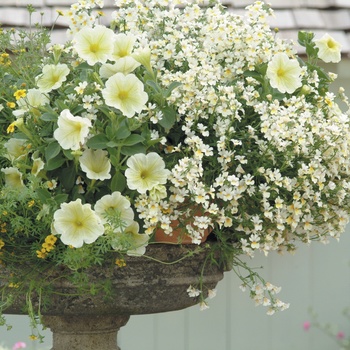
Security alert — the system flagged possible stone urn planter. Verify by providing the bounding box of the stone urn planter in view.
[3,244,224,350]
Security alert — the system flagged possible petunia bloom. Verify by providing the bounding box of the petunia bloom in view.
[36,64,70,93]
[73,25,115,65]
[110,221,149,256]
[54,109,91,150]
[79,148,111,180]
[102,72,148,118]
[13,88,50,117]
[315,33,341,63]
[99,57,140,78]
[53,198,104,248]
[125,152,170,193]
[266,52,302,94]
[95,191,134,228]
[1,167,24,188]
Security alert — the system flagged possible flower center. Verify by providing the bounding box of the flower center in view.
[327,39,336,49]
[118,90,129,100]
[140,170,148,179]
[89,43,100,53]
[276,68,285,77]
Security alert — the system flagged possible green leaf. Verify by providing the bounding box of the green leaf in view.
[121,144,146,156]
[111,172,126,192]
[57,164,76,191]
[158,106,176,131]
[115,124,131,140]
[54,193,69,204]
[86,134,110,149]
[36,188,51,202]
[41,112,58,122]
[123,134,145,146]
[164,81,181,98]
[45,156,65,171]
[146,80,162,93]
[45,141,61,162]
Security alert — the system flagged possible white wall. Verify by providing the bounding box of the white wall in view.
[1,224,350,350]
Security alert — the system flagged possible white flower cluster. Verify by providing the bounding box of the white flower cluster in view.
[240,282,289,315]
[113,0,350,254]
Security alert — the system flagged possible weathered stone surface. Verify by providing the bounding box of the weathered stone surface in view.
[4,243,224,316]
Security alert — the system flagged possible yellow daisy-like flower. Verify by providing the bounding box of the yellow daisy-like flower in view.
[13,89,26,100]
[6,101,16,109]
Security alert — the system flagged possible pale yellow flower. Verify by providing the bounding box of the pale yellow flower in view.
[79,148,111,180]
[102,72,148,118]
[53,198,104,248]
[4,138,27,162]
[95,191,134,227]
[36,64,70,93]
[315,33,341,63]
[73,25,115,65]
[99,57,140,77]
[13,88,49,117]
[125,152,170,193]
[53,109,91,150]
[1,167,24,188]
[266,53,302,94]
[110,221,149,256]
[31,152,45,176]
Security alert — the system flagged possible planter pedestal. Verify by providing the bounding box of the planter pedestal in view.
[42,315,129,350]
[3,244,224,350]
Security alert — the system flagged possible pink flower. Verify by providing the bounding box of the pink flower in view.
[337,331,345,340]
[13,342,26,350]
[303,321,311,331]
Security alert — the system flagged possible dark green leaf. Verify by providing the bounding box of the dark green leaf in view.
[111,172,126,192]
[45,141,61,162]
[57,164,76,191]
[86,134,110,149]
[45,156,65,171]
[121,144,146,156]
[41,112,58,122]
[158,106,176,131]
[123,134,145,146]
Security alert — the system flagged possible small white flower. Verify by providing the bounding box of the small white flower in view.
[315,33,341,63]
[36,64,70,93]
[73,25,115,65]
[79,148,111,180]
[54,109,91,150]
[266,53,302,94]
[102,73,148,118]
[125,152,170,193]
[53,198,104,248]
[187,285,201,297]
